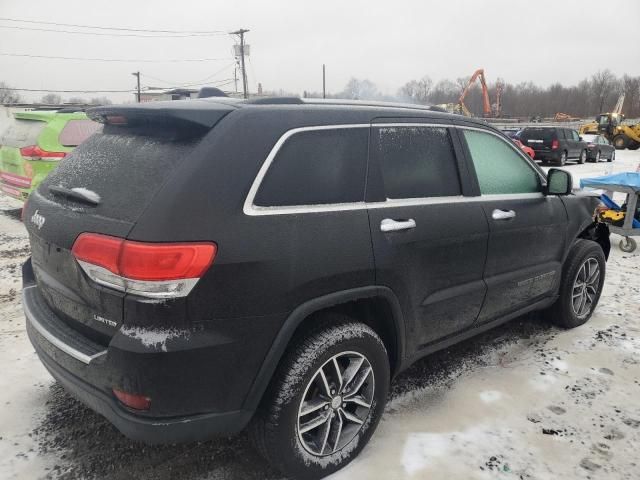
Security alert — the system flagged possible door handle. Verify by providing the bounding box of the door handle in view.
[380,218,417,232]
[492,209,516,220]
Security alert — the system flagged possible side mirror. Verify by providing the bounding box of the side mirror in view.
[545,168,573,195]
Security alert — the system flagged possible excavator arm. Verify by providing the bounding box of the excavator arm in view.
[458,68,493,117]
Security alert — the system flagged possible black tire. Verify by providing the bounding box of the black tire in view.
[628,141,640,151]
[594,150,601,163]
[547,240,606,329]
[613,135,627,150]
[608,150,614,162]
[557,151,567,166]
[578,149,587,164]
[250,317,390,480]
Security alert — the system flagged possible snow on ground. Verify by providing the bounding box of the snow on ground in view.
[0,151,638,480]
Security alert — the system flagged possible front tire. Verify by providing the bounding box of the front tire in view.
[547,240,606,329]
[613,135,628,149]
[608,150,615,162]
[594,150,601,163]
[250,317,390,480]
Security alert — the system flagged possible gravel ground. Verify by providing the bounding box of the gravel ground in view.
[0,151,639,480]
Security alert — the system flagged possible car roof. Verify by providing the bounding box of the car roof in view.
[89,97,499,132]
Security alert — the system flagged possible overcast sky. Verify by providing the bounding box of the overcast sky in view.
[1,0,639,103]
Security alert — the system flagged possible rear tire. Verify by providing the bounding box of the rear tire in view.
[613,135,628,149]
[628,141,640,151]
[250,316,390,480]
[578,150,587,164]
[546,240,606,329]
[557,151,567,166]
[608,150,615,162]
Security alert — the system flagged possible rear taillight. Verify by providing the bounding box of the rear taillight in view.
[72,233,216,298]
[113,388,151,411]
[20,145,66,160]
[551,139,559,150]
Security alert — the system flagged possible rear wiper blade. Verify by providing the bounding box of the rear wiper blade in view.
[48,185,100,206]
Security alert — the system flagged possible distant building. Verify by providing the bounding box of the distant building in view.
[138,88,200,102]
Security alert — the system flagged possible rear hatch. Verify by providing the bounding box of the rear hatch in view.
[24,101,235,345]
[0,115,48,198]
[519,128,557,152]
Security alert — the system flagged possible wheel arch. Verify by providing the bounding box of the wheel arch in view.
[576,221,610,260]
[242,286,406,412]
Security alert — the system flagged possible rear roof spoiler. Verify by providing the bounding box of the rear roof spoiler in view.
[87,100,237,128]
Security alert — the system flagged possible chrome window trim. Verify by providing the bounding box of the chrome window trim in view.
[243,123,546,217]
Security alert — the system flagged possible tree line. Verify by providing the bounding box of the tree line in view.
[302,70,640,119]
[0,83,112,106]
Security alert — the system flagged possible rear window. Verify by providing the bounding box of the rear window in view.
[520,128,556,142]
[0,119,46,148]
[254,128,368,207]
[41,128,203,222]
[373,126,461,199]
[58,119,102,147]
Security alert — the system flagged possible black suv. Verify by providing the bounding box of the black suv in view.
[519,126,588,165]
[22,99,610,479]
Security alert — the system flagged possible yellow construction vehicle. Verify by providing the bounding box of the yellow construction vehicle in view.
[596,112,640,150]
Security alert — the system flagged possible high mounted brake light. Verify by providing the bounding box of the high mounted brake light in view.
[20,145,66,160]
[72,233,216,298]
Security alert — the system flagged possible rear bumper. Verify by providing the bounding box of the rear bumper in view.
[22,259,273,444]
[30,330,252,444]
[533,150,561,162]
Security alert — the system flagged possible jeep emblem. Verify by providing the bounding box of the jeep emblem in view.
[30,210,46,230]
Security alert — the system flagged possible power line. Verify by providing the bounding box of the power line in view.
[0,24,227,38]
[2,87,137,93]
[0,52,235,63]
[0,16,228,34]
[141,62,237,88]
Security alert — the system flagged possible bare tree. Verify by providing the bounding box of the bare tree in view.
[68,97,88,104]
[622,74,640,117]
[89,96,113,105]
[591,69,616,113]
[399,76,432,104]
[341,78,378,100]
[41,93,63,104]
[0,81,22,104]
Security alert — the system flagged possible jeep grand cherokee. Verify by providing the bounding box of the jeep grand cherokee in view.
[22,98,610,479]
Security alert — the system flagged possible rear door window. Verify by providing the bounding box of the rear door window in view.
[0,119,46,147]
[372,126,461,199]
[254,128,368,207]
[58,119,103,147]
[462,129,541,195]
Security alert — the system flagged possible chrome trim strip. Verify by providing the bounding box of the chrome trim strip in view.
[243,123,546,216]
[23,286,106,365]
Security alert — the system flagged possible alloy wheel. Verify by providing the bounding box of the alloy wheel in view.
[571,258,600,318]
[297,351,375,456]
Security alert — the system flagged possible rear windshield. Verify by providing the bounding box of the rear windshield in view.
[0,119,46,148]
[59,119,103,147]
[519,128,556,142]
[40,128,203,222]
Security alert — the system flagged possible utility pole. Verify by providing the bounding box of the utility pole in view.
[131,71,141,103]
[230,29,250,98]
[322,64,326,99]
[234,66,238,93]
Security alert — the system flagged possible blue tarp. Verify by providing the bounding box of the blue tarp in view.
[580,172,640,192]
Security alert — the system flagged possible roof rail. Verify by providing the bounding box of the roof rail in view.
[244,97,304,105]
[300,98,442,112]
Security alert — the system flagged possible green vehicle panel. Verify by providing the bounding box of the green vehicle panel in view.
[0,110,101,201]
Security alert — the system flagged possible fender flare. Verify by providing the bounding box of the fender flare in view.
[241,286,405,412]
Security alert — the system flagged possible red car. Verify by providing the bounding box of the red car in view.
[514,139,535,159]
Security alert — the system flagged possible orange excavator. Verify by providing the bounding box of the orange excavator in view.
[437,68,503,117]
